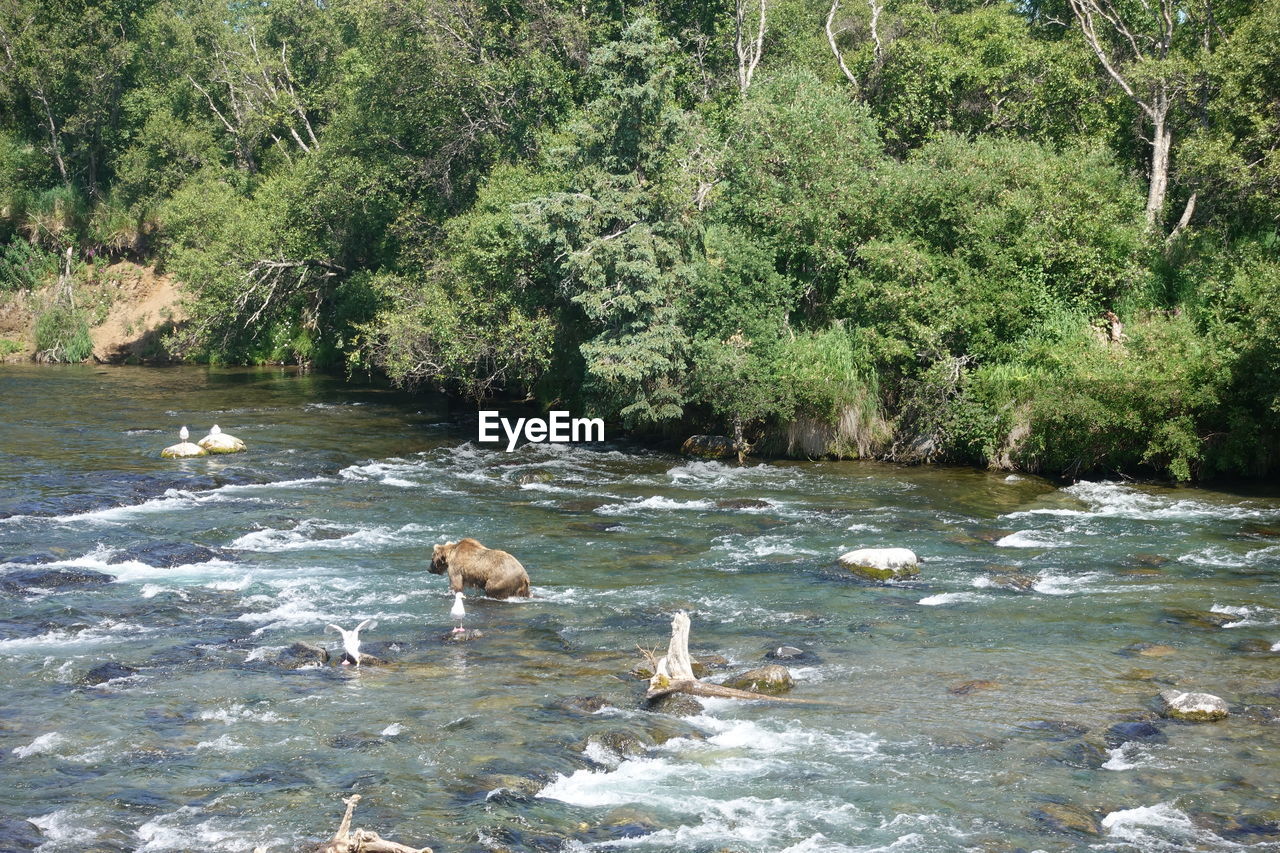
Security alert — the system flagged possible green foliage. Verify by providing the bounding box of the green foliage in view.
[0,337,23,356]
[34,302,93,363]
[0,239,57,290]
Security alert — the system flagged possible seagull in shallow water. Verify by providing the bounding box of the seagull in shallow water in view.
[326,619,377,667]
[179,425,189,441]
[450,592,466,633]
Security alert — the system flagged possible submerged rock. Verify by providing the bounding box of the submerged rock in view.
[160,441,206,458]
[111,542,227,568]
[680,434,735,459]
[714,498,770,510]
[1105,720,1165,747]
[986,572,1037,592]
[197,425,246,454]
[1030,803,1102,836]
[0,817,42,851]
[82,662,139,685]
[1162,607,1234,630]
[837,547,921,581]
[1233,638,1277,654]
[0,567,115,592]
[584,729,653,760]
[0,552,58,565]
[948,679,1000,695]
[722,664,794,695]
[1119,642,1178,658]
[442,628,485,643]
[517,470,554,485]
[276,642,329,669]
[1159,689,1229,721]
[1055,741,1110,769]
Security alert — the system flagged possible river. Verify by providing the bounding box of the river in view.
[1,365,1278,853]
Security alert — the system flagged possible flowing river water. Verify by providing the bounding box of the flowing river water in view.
[1,365,1278,853]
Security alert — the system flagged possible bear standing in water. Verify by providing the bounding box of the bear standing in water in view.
[430,538,531,599]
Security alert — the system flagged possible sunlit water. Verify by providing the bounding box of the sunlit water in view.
[1,365,1278,853]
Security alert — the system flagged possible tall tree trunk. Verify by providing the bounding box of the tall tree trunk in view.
[1146,106,1172,227]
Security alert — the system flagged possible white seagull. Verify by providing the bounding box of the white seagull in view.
[450,592,466,633]
[209,424,222,436]
[326,619,377,667]
[179,425,189,441]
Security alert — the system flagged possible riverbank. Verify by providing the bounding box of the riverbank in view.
[0,261,185,364]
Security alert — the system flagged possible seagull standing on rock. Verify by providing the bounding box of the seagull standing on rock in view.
[326,619,377,667]
[451,592,466,634]
[180,425,189,441]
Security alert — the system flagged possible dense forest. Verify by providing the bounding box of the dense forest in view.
[1,0,1277,480]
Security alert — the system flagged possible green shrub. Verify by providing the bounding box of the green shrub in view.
[0,337,23,356]
[0,239,58,291]
[34,304,93,363]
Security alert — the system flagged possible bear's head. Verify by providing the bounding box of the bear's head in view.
[429,541,455,574]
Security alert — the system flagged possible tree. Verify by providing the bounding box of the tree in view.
[1067,0,1219,230]
[513,17,705,424]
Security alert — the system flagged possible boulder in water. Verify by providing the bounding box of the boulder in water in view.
[1159,689,1229,721]
[837,547,920,581]
[82,662,139,685]
[722,664,795,695]
[1232,638,1277,654]
[766,645,820,663]
[161,441,206,458]
[1,567,116,593]
[197,425,246,454]
[275,641,330,669]
[1030,803,1102,836]
[111,542,227,568]
[1105,720,1165,747]
[517,470,554,485]
[0,817,42,852]
[1162,607,1234,630]
[647,692,704,716]
[680,435,735,459]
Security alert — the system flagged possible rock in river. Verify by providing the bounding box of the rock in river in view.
[1030,803,1102,836]
[82,662,139,685]
[722,664,795,695]
[275,642,330,669]
[111,542,227,568]
[197,425,246,454]
[680,435,735,459]
[1105,720,1165,747]
[838,548,920,581]
[1159,689,1230,722]
[1,567,115,593]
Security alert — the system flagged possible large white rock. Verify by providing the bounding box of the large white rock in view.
[837,547,921,581]
[1158,689,1229,721]
[161,441,207,458]
[198,424,246,454]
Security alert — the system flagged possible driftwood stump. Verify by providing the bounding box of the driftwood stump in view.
[252,795,431,853]
[644,612,815,705]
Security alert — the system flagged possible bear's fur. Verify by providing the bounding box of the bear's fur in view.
[430,538,530,599]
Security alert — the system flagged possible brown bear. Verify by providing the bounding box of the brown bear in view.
[430,538,530,599]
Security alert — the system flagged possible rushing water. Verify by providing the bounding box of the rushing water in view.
[1,365,1278,853]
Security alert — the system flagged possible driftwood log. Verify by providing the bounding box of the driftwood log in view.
[253,795,431,853]
[644,612,816,705]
